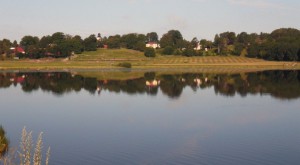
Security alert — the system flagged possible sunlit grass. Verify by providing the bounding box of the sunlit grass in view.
[0,127,50,165]
[0,48,299,70]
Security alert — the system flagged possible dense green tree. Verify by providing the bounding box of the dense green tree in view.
[39,35,52,49]
[121,33,146,51]
[107,35,121,49]
[146,32,159,42]
[160,30,183,48]
[237,32,251,45]
[84,35,97,51]
[162,46,174,55]
[0,39,12,55]
[214,32,236,55]
[12,40,18,47]
[219,32,236,45]
[271,28,300,40]
[20,36,40,57]
[20,36,39,48]
[227,32,236,45]
[247,43,259,58]
[200,39,213,49]
[191,37,199,49]
[70,35,84,54]
[51,32,65,44]
[121,33,139,49]
[233,43,244,56]
[183,48,196,57]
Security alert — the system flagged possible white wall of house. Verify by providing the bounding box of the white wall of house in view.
[146,43,160,49]
[194,43,202,50]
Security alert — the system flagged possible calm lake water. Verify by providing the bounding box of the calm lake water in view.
[0,70,300,165]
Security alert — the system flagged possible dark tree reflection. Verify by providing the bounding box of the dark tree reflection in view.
[0,70,299,100]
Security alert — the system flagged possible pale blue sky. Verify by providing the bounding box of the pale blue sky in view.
[0,0,299,41]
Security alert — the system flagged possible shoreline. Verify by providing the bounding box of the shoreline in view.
[0,64,299,73]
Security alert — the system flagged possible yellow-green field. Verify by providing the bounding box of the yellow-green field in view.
[0,48,299,70]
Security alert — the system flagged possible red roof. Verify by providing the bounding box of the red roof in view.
[16,77,25,83]
[15,46,25,54]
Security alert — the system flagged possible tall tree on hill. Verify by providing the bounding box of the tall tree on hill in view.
[12,40,18,47]
[0,39,12,55]
[84,35,97,51]
[71,35,84,54]
[160,30,183,48]
[191,37,199,49]
[200,39,213,49]
[51,32,65,44]
[120,33,146,51]
[146,32,159,42]
[39,35,52,49]
[107,35,121,49]
[237,32,251,46]
[20,36,40,57]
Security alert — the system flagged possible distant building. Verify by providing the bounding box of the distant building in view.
[194,43,202,50]
[10,46,25,54]
[97,33,102,41]
[146,79,160,87]
[146,42,160,49]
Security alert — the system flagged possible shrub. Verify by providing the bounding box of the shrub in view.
[182,48,196,57]
[174,49,182,55]
[144,47,156,57]
[162,46,174,55]
[118,62,132,68]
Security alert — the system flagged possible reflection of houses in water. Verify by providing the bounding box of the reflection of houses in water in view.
[194,78,202,87]
[9,74,26,84]
[96,86,102,94]
[96,81,103,95]
[96,80,109,95]
[179,78,186,82]
[146,79,160,87]
[194,77,209,87]
[146,79,160,94]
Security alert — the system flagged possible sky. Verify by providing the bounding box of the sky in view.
[0,0,299,41]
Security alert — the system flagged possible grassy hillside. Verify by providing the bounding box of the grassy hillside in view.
[75,49,146,61]
[0,48,299,70]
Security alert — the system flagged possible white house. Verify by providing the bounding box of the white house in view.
[194,43,202,50]
[146,42,160,49]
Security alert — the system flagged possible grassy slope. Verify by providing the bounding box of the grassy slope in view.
[0,48,299,70]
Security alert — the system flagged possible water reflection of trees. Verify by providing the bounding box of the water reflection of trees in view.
[0,70,299,99]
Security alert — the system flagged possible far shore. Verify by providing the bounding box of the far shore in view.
[1,48,299,72]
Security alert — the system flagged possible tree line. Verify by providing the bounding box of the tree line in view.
[0,28,299,61]
[0,32,98,58]
[214,28,300,61]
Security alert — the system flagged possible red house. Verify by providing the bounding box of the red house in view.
[10,46,25,54]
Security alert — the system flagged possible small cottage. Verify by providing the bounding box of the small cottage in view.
[146,42,160,49]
